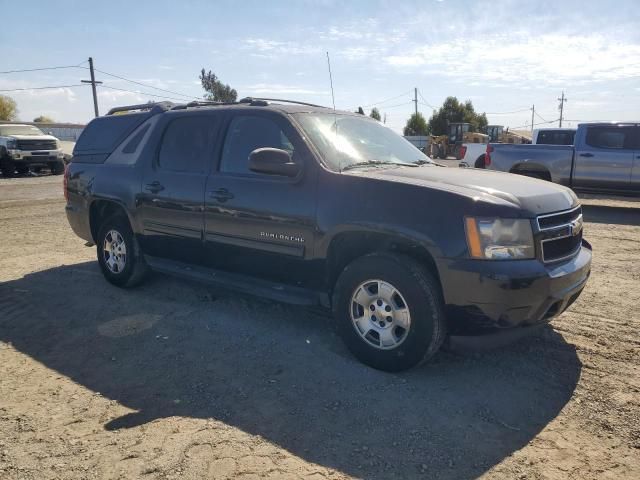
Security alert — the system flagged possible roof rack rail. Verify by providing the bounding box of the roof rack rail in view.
[170,100,246,110]
[239,97,326,108]
[106,101,174,116]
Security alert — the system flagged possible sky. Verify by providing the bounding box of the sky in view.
[2,0,640,133]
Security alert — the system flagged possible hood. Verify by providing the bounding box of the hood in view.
[8,134,58,141]
[346,165,578,216]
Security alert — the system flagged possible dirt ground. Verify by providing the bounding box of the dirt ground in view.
[0,174,638,480]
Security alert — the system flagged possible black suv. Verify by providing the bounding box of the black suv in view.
[65,99,592,371]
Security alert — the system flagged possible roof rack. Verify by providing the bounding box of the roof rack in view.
[170,99,249,110]
[239,97,326,108]
[106,101,174,116]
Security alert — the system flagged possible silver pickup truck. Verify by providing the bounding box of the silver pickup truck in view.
[484,122,640,195]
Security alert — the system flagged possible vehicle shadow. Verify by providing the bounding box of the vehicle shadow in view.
[582,204,640,226]
[0,262,582,479]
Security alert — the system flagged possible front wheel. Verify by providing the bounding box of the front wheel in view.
[49,161,64,175]
[96,215,148,288]
[333,253,446,372]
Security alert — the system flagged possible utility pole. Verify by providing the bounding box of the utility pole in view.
[81,57,102,117]
[414,87,418,117]
[531,104,535,134]
[557,91,567,127]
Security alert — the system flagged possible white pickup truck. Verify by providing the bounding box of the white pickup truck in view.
[0,124,65,176]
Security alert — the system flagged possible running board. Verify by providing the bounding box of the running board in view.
[145,256,329,307]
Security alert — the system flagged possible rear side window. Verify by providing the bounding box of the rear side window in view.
[74,113,148,154]
[158,116,216,173]
[537,130,575,145]
[122,124,150,154]
[220,115,294,175]
[585,126,634,149]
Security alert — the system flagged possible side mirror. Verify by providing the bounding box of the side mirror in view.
[249,148,299,177]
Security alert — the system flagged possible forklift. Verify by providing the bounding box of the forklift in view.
[429,122,470,159]
[486,124,530,144]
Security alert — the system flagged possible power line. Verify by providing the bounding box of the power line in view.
[534,110,550,122]
[0,61,87,74]
[94,68,199,100]
[381,101,414,109]
[484,107,531,115]
[0,84,89,92]
[510,118,558,130]
[99,84,190,102]
[417,90,436,109]
[357,90,412,109]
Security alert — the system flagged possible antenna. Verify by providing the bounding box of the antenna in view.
[326,51,336,111]
[326,51,342,172]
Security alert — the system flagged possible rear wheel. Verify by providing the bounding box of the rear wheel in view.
[96,215,148,288]
[514,170,551,181]
[333,253,446,372]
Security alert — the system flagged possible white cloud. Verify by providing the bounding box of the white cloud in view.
[385,34,640,86]
[243,83,327,95]
[244,38,321,57]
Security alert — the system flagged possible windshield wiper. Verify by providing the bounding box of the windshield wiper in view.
[342,160,417,171]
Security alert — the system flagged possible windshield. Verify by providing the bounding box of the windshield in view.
[0,125,45,136]
[293,113,432,171]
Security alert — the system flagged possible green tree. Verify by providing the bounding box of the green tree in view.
[33,115,54,123]
[0,95,18,121]
[403,112,429,136]
[355,106,365,115]
[427,96,488,135]
[199,69,237,102]
[369,107,381,121]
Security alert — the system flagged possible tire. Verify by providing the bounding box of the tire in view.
[49,161,64,175]
[33,166,43,174]
[332,253,446,372]
[16,166,29,175]
[474,155,486,169]
[96,214,148,288]
[0,157,15,177]
[515,170,550,181]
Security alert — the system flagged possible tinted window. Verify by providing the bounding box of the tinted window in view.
[122,124,150,154]
[537,130,575,145]
[585,126,634,149]
[158,116,214,173]
[220,115,294,175]
[74,113,147,154]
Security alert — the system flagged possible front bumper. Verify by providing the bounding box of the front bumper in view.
[7,149,64,165]
[439,240,592,334]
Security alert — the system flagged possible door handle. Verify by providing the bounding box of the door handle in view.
[579,153,594,158]
[145,181,165,193]
[209,188,234,202]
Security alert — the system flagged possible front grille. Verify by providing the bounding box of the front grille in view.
[16,139,57,151]
[537,206,583,263]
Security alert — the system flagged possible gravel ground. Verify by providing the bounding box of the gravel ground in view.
[0,175,638,480]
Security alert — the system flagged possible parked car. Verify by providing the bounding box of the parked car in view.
[532,128,576,145]
[0,124,66,176]
[484,122,640,195]
[65,99,592,371]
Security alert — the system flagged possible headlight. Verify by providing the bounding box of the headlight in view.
[465,217,534,260]
[7,139,17,149]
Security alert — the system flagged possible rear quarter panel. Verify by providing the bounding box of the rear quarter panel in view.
[489,144,574,185]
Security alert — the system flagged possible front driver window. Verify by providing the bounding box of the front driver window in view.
[220,115,294,175]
